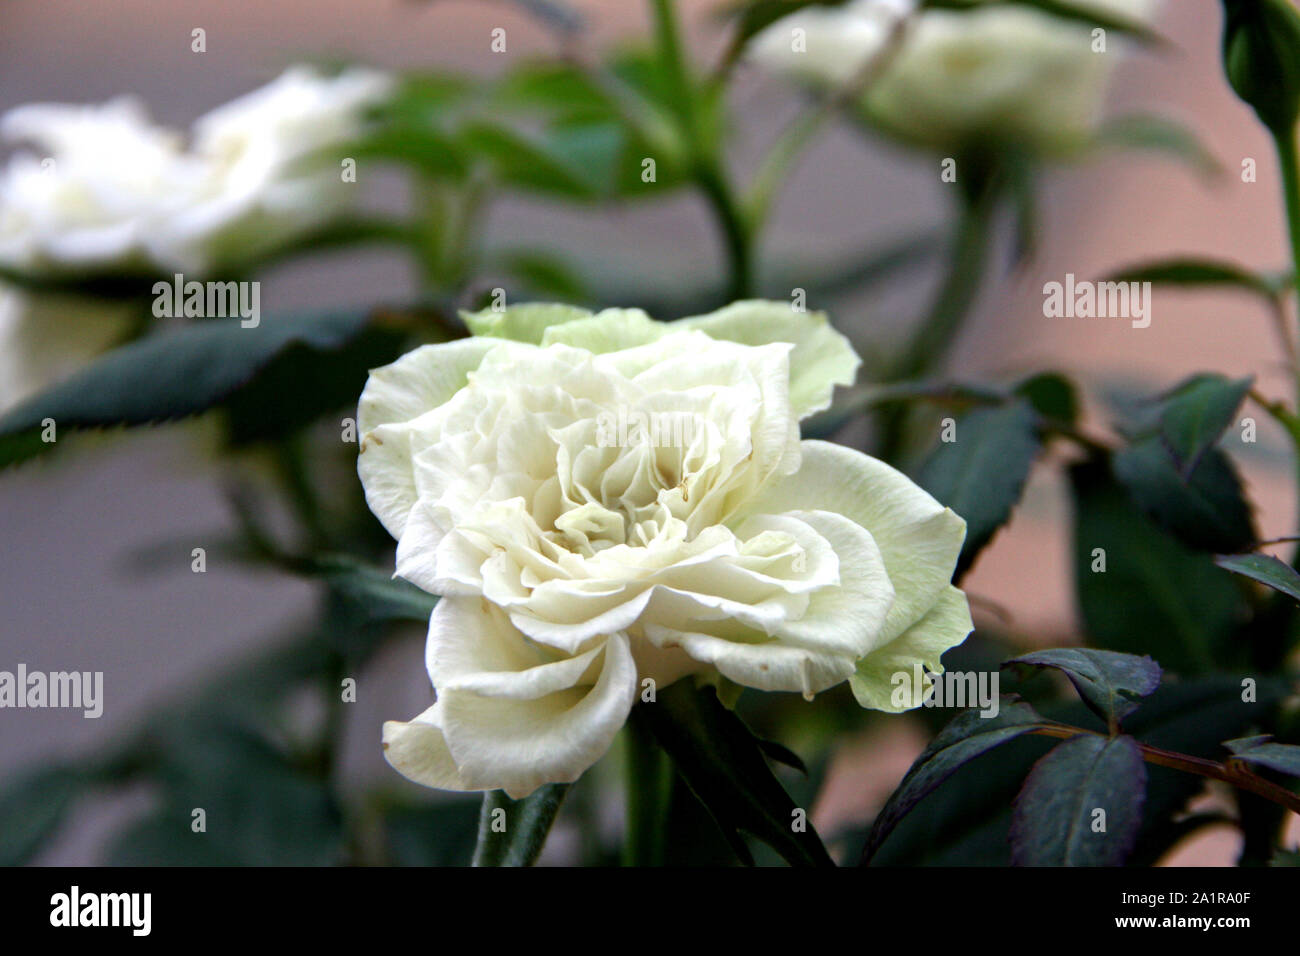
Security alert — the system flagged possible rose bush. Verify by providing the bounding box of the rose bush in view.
[359,302,972,797]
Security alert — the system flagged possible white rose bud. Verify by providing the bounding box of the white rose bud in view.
[749,0,1160,154]
[360,301,973,798]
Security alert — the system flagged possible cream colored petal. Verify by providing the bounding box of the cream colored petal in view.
[747,439,965,643]
[439,632,638,798]
[382,705,474,792]
[849,585,974,712]
[646,624,856,699]
[426,597,604,700]
[356,337,506,538]
[676,300,860,417]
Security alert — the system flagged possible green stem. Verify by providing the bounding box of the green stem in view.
[1275,128,1300,573]
[650,0,756,301]
[698,163,756,301]
[1028,724,1300,816]
[622,716,673,867]
[875,181,995,461]
[891,184,994,381]
[472,785,569,867]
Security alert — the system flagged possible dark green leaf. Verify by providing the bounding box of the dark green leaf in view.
[0,311,399,467]
[1156,374,1253,476]
[1224,736,1300,777]
[1222,0,1300,136]
[1215,552,1300,604]
[1271,847,1300,865]
[1070,458,1245,674]
[1106,257,1275,297]
[1016,371,1079,425]
[756,737,808,775]
[1010,734,1147,866]
[869,674,1286,865]
[918,399,1040,578]
[110,717,343,865]
[0,766,84,865]
[1005,648,1161,726]
[296,554,438,624]
[635,681,834,867]
[385,798,483,866]
[472,784,569,867]
[861,700,1046,864]
[1113,438,1255,553]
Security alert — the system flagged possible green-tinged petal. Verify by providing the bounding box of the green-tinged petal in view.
[539,308,664,351]
[676,300,860,417]
[357,337,515,538]
[746,439,966,643]
[849,585,974,712]
[461,303,593,343]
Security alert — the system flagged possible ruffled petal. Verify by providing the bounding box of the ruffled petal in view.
[357,337,515,537]
[746,439,965,643]
[849,585,974,712]
[676,300,860,418]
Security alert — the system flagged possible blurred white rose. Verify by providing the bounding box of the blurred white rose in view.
[159,66,394,273]
[0,66,392,277]
[0,98,198,274]
[361,302,972,797]
[749,0,1159,153]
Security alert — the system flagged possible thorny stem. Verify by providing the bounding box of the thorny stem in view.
[1028,723,1300,817]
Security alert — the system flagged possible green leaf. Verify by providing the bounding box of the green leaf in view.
[1156,374,1254,476]
[294,554,438,625]
[471,784,569,867]
[917,399,1041,579]
[460,121,598,198]
[1106,257,1276,297]
[1009,734,1147,866]
[384,798,482,866]
[868,674,1286,865]
[1113,438,1255,553]
[1090,114,1222,176]
[1271,847,1300,865]
[860,700,1047,864]
[1016,372,1079,425]
[1005,648,1161,726]
[0,311,402,467]
[635,681,834,867]
[109,717,344,865]
[1224,736,1300,777]
[1215,552,1300,604]
[0,765,84,865]
[1070,458,1245,674]
[1222,0,1300,137]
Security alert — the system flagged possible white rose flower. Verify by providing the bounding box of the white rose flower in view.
[359,302,972,798]
[158,66,394,273]
[0,66,392,277]
[749,0,1159,153]
[0,97,199,273]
